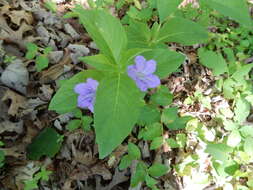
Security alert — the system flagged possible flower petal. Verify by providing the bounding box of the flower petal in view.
[87,78,99,90]
[74,83,89,95]
[127,65,138,80]
[135,56,146,71]
[143,59,156,75]
[77,95,91,108]
[135,79,148,92]
[145,74,161,88]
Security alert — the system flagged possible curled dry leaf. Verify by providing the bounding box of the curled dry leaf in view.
[40,49,73,83]
[2,89,26,116]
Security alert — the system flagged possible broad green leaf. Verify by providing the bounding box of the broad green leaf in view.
[150,137,164,150]
[148,163,169,177]
[201,0,252,28]
[70,7,127,63]
[131,162,147,187]
[79,54,116,72]
[224,162,239,176]
[157,17,208,45]
[244,137,253,157]
[36,55,49,72]
[205,143,233,163]
[139,123,163,141]
[27,128,63,160]
[176,133,187,148]
[143,49,185,78]
[157,0,181,22]
[81,116,93,131]
[128,143,141,160]
[49,70,102,114]
[137,105,160,126]
[94,74,142,158]
[227,130,241,147]
[231,64,253,81]
[167,138,180,148]
[66,119,81,131]
[126,19,151,48]
[145,175,158,189]
[240,125,253,138]
[25,43,38,60]
[162,107,191,130]
[119,155,132,170]
[198,48,228,76]
[234,97,250,124]
[150,86,173,106]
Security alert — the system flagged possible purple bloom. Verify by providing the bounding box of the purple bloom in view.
[74,78,99,113]
[127,56,160,92]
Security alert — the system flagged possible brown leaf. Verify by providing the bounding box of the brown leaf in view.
[2,89,26,116]
[40,50,73,83]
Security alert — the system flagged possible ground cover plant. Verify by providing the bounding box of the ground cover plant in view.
[0,0,253,189]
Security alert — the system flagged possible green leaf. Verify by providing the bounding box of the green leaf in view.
[119,155,132,170]
[44,0,57,13]
[128,143,141,160]
[231,64,253,81]
[143,49,185,78]
[148,163,169,177]
[66,119,82,131]
[126,19,151,48]
[157,0,181,22]
[94,74,142,158]
[140,123,163,141]
[145,175,158,189]
[234,97,250,124]
[205,143,233,163]
[24,179,38,190]
[27,128,63,160]
[240,125,253,138]
[137,105,160,126]
[36,55,49,72]
[130,162,147,187]
[176,133,187,148]
[0,150,4,168]
[150,86,173,106]
[198,48,228,76]
[43,47,53,55]
[150,137,164,150]
[79,54,116,72]
[157,17,208,45]
[81,116,93,131]
[244,137,253,157]
[70,7,127,63]
[49,70,102,114]
[227,130,241,147]
[201,0,252,28]
[25,43,38,60]
[162,107,191,130]
[167,138,180,148]
[35,167,52,181]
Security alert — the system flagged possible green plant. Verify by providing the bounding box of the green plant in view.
[24,166,52,190]
[25,43,52,72]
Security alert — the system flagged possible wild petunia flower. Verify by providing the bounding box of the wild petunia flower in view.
[127,56,160,92]
[74,78,99,113]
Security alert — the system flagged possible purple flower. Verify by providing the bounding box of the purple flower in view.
[127,56,160,92]
[74,78,99,113]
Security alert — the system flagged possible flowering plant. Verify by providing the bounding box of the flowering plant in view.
[49,5,208,158]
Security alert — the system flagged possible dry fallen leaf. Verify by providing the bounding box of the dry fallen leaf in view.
[2,89,26,116]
